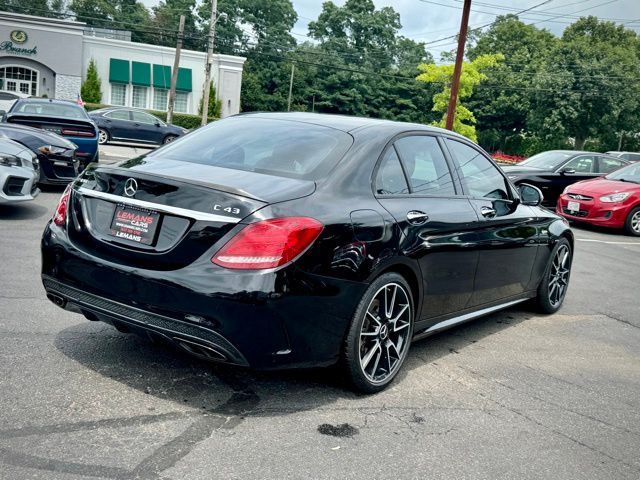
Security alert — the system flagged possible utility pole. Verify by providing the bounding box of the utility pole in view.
[201,0,218,126]
[445,0,472,131]
[287,62,295,112]
[167,14,185,125]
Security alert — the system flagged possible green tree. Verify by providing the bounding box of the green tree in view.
[529,17,640,150]
[417,53,504,142]
[151,0,200,50]
[197,82,222,118]
[466,15,558,153]
[0,0,58,17]
[81,59,102,103]
[70,0,153,43]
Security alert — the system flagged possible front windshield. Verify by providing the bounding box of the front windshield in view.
[606,162,640,183]
[520,151,573,169]
[13,101,88,119]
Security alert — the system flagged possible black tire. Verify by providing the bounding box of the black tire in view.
[342,272,414,394]
[624,206,640,236]
[163,135,178,145]
[534,238,572,314]
[98,128,109,145]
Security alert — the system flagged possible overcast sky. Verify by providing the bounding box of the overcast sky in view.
[142,0,640,59]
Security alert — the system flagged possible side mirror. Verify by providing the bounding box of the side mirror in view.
[518,183,543,206]
[560,168,576,175]
[154,121,161,127]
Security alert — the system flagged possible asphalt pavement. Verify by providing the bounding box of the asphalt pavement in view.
[1,151,639,479]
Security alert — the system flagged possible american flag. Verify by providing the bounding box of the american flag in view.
[76,92,85,107]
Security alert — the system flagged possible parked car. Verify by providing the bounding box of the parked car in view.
[89,107,187,145]
[605,151,640,162]
[557,161,640,236]
[501,150,629,207]
[0,91,29,113]
[42,113,574,393]
[1,98,98,165]
[0,136,39,203]
[0,123,78,185]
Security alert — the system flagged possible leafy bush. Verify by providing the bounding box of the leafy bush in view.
[198,82,222,119]
[83,103,216,129]
[81,60,102,104]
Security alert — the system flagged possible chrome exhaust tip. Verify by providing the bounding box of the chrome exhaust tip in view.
[47,292,66,308]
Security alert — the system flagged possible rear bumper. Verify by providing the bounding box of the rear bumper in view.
[38,152,78,185]
[556,195,628,229]
[41,222,366,369]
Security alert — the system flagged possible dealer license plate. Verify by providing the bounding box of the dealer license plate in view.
[109,205,160,245]
[567,201,581,213]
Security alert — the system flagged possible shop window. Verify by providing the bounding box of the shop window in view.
[111,84,126,106]
[153,88,167,111]
[132,85,147,109]
[175,91,188,113]
[0,66,38,96]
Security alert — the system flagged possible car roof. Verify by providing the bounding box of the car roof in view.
[238,112,465,137]
[15,98,81,106]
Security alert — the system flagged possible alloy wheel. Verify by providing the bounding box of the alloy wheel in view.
[98,129,108,144]
[358,283,412,384]
[631,210,640,234]
[548,244,570,307]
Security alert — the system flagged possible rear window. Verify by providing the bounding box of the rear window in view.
[152,117,353,180]
[12,101,88,119]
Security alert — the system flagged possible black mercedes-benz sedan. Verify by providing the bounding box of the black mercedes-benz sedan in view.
[42,113,574,392]
[502,150,629,207]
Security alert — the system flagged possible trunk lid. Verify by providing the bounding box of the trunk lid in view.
[67,158,315,270]
[7,114,97,139]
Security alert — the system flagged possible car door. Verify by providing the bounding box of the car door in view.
[374,134,480,321]
[131,111,163,144]
[549,154,600,202]
[444,138,540,307]
[104,109,132,140]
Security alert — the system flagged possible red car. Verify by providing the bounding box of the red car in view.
[557,162,640,236]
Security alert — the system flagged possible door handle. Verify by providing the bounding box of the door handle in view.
[407,210,429,225]
[480,206,497,218]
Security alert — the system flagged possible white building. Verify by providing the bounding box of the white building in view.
[0,11,246,117]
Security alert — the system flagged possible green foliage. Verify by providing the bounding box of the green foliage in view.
[81,59,102,104]
[197,82,222,118]
[417,54,504,142]
[83,103,215,129]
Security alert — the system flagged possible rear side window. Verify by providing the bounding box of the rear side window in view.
[394,136,455,196]
[446,139,509,199]
[154,117,353,180]
[375,148,409,195]
[107,110,130,121]
[598,156,626,173]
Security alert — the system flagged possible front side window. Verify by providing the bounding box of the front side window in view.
[111,84,126,106]
[563,155,595,173]
[394,135,455,196]
[132,86,147,109]
[131,111,156,124]
[598,157,625,174]
[375,148,409,195]
[446,139,509,200]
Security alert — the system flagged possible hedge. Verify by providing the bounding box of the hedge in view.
[83,102,216,130]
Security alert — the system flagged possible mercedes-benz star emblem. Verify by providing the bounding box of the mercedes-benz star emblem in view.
[124,178,138,197]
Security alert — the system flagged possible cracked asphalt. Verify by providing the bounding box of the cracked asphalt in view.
[1,160,639,479]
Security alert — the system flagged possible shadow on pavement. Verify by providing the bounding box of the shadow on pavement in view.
[0,202,49,221]
[53,305,533,416]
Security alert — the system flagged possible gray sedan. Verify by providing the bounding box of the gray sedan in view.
[0,136,39,204]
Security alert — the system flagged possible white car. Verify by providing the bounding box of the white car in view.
[0,136,40,204]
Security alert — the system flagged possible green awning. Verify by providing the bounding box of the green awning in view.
[131,62,151,86]
[152,64,171,89]
[109,59,130,84]
[176,68,192,92]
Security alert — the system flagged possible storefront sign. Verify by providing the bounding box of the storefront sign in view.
[1,30,37,56]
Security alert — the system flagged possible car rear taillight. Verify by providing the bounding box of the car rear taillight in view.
[61,128,95,137]
[212,217,323,270]
[53,185,72,226]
